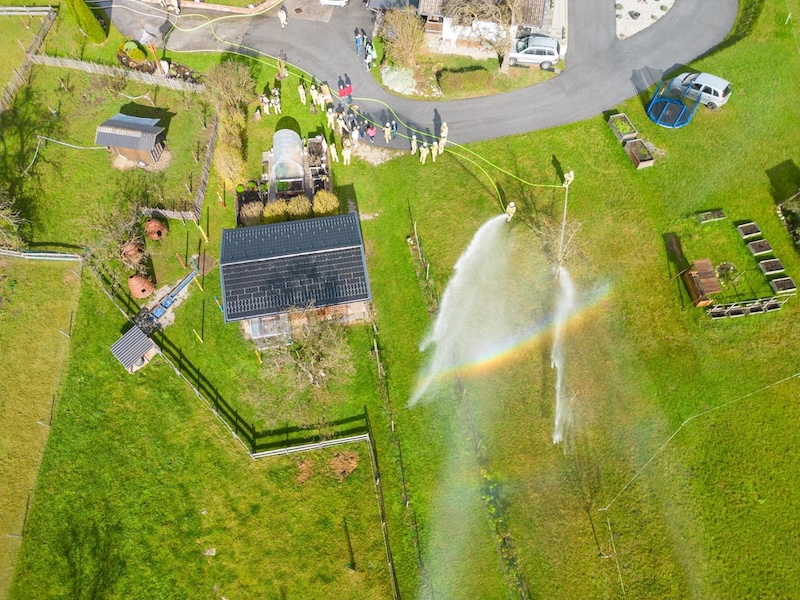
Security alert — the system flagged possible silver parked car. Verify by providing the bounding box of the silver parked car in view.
[670,72,732,109]
[507,35,560,70]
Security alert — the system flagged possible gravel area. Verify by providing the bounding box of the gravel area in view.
[615,0,675,39]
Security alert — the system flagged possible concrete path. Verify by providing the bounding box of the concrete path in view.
[100,0,738,145]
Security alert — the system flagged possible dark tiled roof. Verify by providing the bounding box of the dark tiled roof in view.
[110,325,157,370]
[95,114,164,151]
[221,213,364,264]
[220,213,371,322]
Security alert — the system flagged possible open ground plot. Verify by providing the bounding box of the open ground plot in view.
[0,258,81,599]
[6,0,800,597]
[0,14,44,87]
[0,66,211,248]
[10,279,392,599]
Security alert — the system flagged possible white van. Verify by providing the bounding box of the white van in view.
[508,35,560,70]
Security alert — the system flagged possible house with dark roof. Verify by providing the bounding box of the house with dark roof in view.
[110,324,160,374]
[220,213,372,340]
[95,113,165,166]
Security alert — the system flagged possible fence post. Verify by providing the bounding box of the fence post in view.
[250,420,257,453]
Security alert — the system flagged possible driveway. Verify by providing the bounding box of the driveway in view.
[100,0,738,145]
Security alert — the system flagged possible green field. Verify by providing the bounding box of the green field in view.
[0,66,211,249]
[5,0,800,597]
[0,15,44,88]
[0,259,81,599]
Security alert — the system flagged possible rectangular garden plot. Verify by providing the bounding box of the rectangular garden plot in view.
[737,222,761,239]
[759,259,785,275]
[747,240,773,256]
[698,210,727,223]
[770,277,797,294]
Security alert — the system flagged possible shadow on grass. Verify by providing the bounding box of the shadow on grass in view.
[766,160,800,204]
[56,516,126,600]
[662,232,689,309]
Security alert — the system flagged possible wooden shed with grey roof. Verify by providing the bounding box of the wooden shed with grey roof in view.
[95,113,165,165]
[110,325,160,373]
[220,213,372,337]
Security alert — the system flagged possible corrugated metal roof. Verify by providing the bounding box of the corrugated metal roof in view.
[220,213,371,322]
[110,325,158,370]
[221,213,364,264]
[95,114,164,151]
[521,0,545,28]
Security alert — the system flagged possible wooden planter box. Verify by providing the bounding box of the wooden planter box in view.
[608,113,638,143]
[737,221,761,239]
[747,239,773,256]
[624,139,654,169]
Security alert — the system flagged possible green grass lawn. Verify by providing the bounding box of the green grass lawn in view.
[9,278,393,599]
[0,259,81,600]
[0,15,44,87]
[7,0,800,598]
[0,65,211,248]
[670,215,778,302]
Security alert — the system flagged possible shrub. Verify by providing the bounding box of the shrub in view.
[214,143,245,184]
[127,48,146,61]
[239,201,265,227]
[263,201,289,224]
[218,118,244,150]
[379,8,424,68]
[66,0,107,44]
[205,63,255,112]
[285,196,312,221]
[438,68,494,95]
[312,190,339,217]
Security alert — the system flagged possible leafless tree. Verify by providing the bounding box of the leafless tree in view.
[204,62,255,112]
[534,216,583,268]
[443,0,525,71]
[380,8,425,69]
[82,202,148,286]
[0,190,25,249]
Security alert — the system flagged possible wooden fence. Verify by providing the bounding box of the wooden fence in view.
[28,55,206,93]
[0,8,56,114]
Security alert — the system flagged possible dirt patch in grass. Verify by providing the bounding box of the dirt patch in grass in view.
[329,451,359,482]
[353,143,401,166]
[296,458,313,483]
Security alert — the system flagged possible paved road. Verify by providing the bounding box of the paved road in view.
[103,0,738,145]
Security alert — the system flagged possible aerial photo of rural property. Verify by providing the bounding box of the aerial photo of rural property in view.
[1,0,799,596]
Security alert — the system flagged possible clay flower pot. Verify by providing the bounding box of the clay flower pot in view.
[128,274,155,298]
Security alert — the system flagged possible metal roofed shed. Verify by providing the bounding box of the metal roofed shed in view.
[220,213,372,324]
[95,113,165,165]
[110,325,160,373]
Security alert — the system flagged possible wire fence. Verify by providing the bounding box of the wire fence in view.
[0,247,82,261]
[28,54,206,93]
[0,8,56,114]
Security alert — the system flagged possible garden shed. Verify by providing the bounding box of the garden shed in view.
[219,213,372,334]
[110,324,160,374]
[95,113,165,165]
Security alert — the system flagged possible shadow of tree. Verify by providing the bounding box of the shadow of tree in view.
[55,516,126,599]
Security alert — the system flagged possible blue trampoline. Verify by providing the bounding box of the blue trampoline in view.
[647,79,701,128]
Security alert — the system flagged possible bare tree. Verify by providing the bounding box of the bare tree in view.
[204,63,255,112]
[379,8,425,69]
[443,0,525,71]
[82,202,148,286]
[0,189,25,249]
[534,216,583,268]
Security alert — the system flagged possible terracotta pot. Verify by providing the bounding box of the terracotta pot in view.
[128,274,155,298]
[145,218,168,241]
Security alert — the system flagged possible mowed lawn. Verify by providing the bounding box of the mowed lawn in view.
[0,15,44,88]
[0,259,81,600]
[0,66,210,249]
[330,0,800,596]
[10,279,392,599]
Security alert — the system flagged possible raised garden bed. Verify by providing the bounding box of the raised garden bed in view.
[747,239,773,256]
[737,221,761,239]
[624,139,654,169]
[608,113,638,143]
[698,209,726,223]
[759,258,785,275]
[770,277,797,294]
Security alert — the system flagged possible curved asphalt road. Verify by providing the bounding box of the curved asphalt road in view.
[106,0,738,144]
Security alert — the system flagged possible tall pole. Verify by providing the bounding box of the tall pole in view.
[556,171,575,276]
